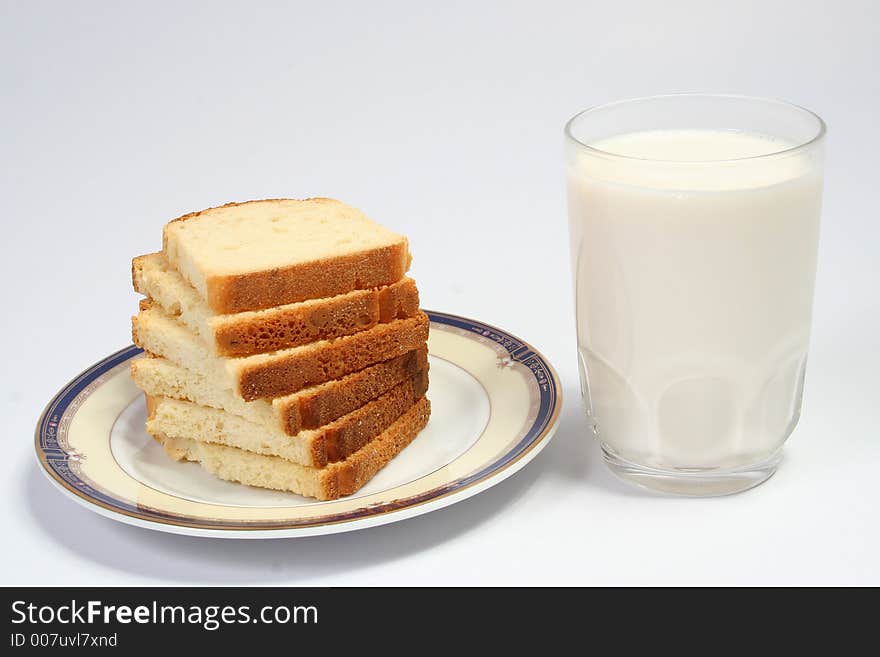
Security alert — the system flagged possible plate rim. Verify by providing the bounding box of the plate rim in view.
[34,309,562,538]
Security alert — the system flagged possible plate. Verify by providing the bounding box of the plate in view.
[35,310,562,538]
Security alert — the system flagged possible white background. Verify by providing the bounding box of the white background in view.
[2,0,878,585]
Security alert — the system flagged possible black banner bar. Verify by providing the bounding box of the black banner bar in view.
[1,587,871,651]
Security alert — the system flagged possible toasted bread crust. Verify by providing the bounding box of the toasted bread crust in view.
[163,198,410,314]
[148,396,432,500]
[377,276,421,323]
[131,348,429,438]
[134,251,420,357]
[211,277,420,357]
[131,302,429,404]
[237,312,430,401]
[279,347,429,434]
[311,368,428,465]
[144,369,427,467]
[206,241,410,314]
[323,397,431,498]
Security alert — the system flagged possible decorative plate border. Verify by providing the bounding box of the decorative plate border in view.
[34,310,562,534]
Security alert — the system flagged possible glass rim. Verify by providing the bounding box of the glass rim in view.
[564,93,826,164]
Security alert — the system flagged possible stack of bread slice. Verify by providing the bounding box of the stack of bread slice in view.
[130,198,431,500]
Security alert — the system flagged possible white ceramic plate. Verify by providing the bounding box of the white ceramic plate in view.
[35,311,562,538]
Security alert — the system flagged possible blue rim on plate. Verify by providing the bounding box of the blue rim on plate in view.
[35,310,562,532]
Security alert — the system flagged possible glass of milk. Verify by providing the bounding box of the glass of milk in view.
[565,94,825,495]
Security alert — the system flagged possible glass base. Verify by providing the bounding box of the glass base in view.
[601,444,782,497]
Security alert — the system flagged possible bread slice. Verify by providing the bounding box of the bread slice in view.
[151,396,432,500]
[144,368,428,467]
[132,301,429,401]
[131,348,428,435]
[163,198,411,314]
[133,253,420,357]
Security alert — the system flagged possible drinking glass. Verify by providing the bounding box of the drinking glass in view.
[565,94,825,495]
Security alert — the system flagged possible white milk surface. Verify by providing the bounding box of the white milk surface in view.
[567,130,823,469]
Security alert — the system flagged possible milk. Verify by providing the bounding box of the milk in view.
[567,130,823,470]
